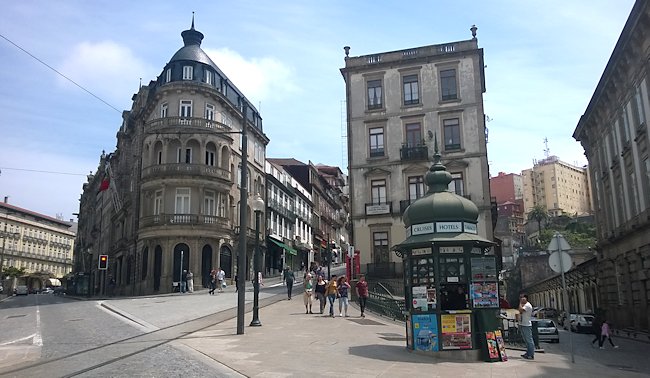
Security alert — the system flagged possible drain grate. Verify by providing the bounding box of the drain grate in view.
[347,318,385,326]
[6,314,27,319]
[67,318,84,322]
[379,336,406,341]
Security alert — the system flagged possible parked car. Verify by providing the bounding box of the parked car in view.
[571,314,594,333]
[533,319,560,343]
[563,314,577,330]
[533,307,559,319]
[14,285,28,296]
[42,288,54,294]
[0,284,3,294]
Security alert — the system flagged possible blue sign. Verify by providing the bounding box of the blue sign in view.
[412,314,439,352]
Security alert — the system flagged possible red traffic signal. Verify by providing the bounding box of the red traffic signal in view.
[98,255,108,270]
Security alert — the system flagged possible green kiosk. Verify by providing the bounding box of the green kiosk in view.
[393,147,500,360]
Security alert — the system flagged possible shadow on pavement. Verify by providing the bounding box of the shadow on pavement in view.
[348,344,442,364]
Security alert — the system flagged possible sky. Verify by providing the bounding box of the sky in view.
[0,0,636,220]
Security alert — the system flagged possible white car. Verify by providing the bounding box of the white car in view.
[42,288,54,294]
[533,319,560,343]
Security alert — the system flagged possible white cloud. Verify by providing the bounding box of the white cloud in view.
[204,48,299,105]
[58,41,153,105]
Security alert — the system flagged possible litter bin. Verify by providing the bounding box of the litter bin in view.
[532,320,540,349]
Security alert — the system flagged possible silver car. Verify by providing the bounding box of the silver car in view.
[534,319,560,343]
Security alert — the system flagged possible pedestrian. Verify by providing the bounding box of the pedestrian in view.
[599,319,619,349]
[591,316,602,347]
[180,270,187,293]
[186,270,194,293]
[234,274,238,292]
[217,268,226,293]
[303,273,314,314]
[325,274,338,317]
[300,261,305,272]
[283,267,295,300]
[315,275,327,314]
[355,274,369,318]
[208,269,217,295]
[518,294,534,360]
[337,276,351,317]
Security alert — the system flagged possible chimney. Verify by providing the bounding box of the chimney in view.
[3,196,7,203]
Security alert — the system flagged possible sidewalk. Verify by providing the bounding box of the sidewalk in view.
[101,291,648,378]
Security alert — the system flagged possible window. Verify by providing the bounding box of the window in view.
[205,103,215,120]
[165,69,171,83]
[157,151,163,165]
[440,69,458,101]
[204,190,216,216]
[175,188,191,214]
[408,176,425,200]
[405,122,422,147]
[371,179,387,204]
[635,86,646,126]
[448,172,464,196]
[205,150,215,166]
[205,70,213,85]
[367,79,383,109]
[218,193,227,217]
[369,127,385,157]
[160,103,168,118]
[373,232,389,263]
[180,100,192,118]
[620,109,631,143]
[182,66,193,80]
[403,74,419,105]
[177,148,192,163]
[153,190,163,215]
[443,118,461,150]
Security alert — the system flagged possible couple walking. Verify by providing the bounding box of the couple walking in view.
[303,274,369,318]
[208,268,225,295]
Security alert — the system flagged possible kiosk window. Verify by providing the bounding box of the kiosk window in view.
[439,257,465,283]
[441,283,468,311]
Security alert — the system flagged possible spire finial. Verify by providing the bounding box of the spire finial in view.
[191,12,195,29]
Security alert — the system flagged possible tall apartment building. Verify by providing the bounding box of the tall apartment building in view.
[0,198,74,287]
[268,159,349,267]
[74,21,268,296]
[573,0,650,333]
[490,172,523,204]
[340,27,493,276]
[265,160,314,274]
[521,156,592,217]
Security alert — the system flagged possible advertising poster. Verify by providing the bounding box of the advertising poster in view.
[427,287,437,308]
[412,286,428,311]
[406,315,413,349]
[471,282,499,308]
[441,313,472,349]
[485,332,500,361]
[494,330,508,361]
[412,314,439,352]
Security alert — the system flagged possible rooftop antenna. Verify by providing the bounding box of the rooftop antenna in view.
[543,137,550,158]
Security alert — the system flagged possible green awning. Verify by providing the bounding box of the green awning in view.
[268,238,297,255]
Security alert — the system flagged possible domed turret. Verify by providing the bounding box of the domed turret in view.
[402,141,479,228]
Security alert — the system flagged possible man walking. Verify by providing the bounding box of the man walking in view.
[180,270,188,294]
[217,268,226,293]
[518,294,534,360]
[186,270,194,293]
[283,267,295,300]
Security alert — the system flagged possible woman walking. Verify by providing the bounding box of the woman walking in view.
[303,273,314,314]
[337,276,351,317]
[599,320,619,349]
[314,275,327,314]
[325,275,338,317]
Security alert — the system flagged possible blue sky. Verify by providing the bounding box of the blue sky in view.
[0,0,635,219]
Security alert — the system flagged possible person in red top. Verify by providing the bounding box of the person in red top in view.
[355,274,369,318]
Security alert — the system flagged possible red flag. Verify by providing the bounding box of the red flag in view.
[99,176,110,192]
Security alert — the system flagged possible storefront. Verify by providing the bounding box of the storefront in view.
[393,150,500,360]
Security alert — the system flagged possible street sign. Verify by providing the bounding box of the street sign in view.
[548,251,572,274]
[547,234,571,251]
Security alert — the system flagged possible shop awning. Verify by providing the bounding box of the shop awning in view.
[47,278,62,287]
[268,238,297,255]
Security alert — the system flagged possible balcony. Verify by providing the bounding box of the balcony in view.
[365,202,392,216]
[344,40,477,69]
[142,163,231,181]
[140,213,231,229]
[145,116,233,134]
[400,144,428,161]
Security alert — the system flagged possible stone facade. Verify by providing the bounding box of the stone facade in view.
[340,29,493,276]
[573,0,650,332]
[74,22,268,296]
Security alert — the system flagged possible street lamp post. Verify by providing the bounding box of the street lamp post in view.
[250,194,265,327]
[236,101,249,335]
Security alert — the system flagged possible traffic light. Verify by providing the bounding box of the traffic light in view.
[98,255,108,270]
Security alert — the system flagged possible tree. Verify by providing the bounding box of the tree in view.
[527,205,549,236]
[2,266,27,278]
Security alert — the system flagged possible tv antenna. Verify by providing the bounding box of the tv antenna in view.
[543,137,550,158]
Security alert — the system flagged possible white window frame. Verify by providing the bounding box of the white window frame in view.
[205,150,215,166]
[175,188,191,214]
[183,66,193,80]
[160,103,168,118]
[204,190,216,216]
[154,190,163,215]
[371,179,387,205]
[205,70,213,85]
[179,100,192,118]
[205,103,215,121]
[165,69,171,83]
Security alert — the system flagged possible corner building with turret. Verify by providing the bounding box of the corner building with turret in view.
[73,21,268,296]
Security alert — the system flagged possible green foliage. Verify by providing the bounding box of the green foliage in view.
[537,225,597,249]
[2,266,27,278]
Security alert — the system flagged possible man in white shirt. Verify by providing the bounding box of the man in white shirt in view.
[217,268,226,293]
[518,294,534,359]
